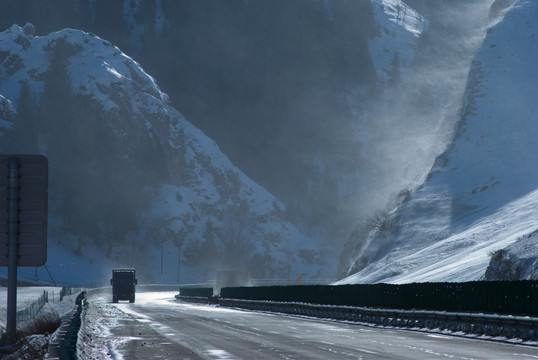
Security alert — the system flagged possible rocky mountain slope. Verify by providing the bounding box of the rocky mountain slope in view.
[338,0,538,284]
[0,23,332,283]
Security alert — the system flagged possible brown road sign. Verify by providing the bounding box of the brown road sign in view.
[0,155,48,266]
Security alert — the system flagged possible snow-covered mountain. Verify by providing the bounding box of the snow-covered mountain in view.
[0,23,334,284]
[338,0,538,284]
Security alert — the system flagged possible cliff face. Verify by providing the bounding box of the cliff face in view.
[339,0,538,284]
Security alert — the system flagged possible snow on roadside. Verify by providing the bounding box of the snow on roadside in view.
[77,290,127,360]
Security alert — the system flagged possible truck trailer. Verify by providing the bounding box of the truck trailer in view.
[110,268,137,303]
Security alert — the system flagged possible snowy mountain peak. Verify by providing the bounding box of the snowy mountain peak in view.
[1,23,168,113]
[11,22,35,38]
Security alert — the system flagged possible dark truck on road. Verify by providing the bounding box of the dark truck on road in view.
[110,268,137,303]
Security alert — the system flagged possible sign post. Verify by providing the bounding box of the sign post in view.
[7,157,20,342]
[1,155,48,342]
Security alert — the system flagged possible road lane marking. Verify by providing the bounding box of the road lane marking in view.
[356,348,378,355]
[205,349,236,359]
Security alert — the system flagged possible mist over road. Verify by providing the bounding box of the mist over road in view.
[80,290,538,359]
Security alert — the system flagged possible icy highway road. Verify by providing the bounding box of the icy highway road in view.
[80,290,538,359]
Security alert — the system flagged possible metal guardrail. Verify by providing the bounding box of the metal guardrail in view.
[45,291,86,360]
[215,298,538,342]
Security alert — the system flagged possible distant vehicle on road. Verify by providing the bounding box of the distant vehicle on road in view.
[110,268,137,303]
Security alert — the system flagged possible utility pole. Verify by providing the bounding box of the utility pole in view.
[177,242,182,283]
[7,157,19,343]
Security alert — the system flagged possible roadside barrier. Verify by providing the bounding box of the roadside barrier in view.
[45,291,86,360]
[220,281,538,316]
[178,287,213,298]
[217,298,538,341]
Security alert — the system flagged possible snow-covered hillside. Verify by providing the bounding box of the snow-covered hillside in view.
[0,23,334,284]
[338,0,538,284]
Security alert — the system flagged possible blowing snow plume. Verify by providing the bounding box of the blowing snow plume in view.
[338,0,514,278]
